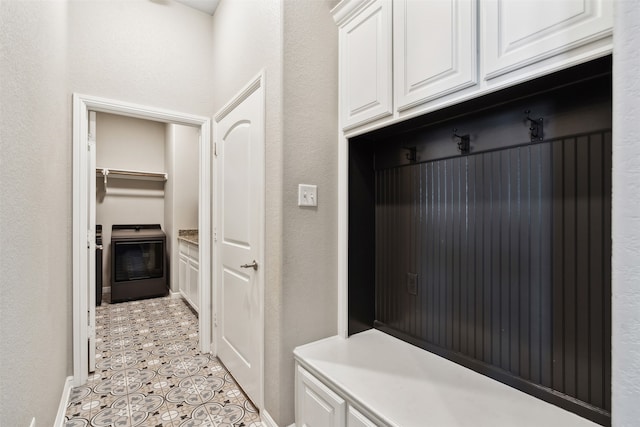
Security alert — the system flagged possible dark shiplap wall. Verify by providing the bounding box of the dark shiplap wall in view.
[374,131,611,416]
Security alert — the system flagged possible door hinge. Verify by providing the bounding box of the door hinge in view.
[213,227,217,242]
[213,313,218,327]
[214,142,218,157]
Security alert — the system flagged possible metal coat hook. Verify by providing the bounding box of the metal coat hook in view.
[403,146,417,163]
[525,110,544,141]
[452,129,470,154]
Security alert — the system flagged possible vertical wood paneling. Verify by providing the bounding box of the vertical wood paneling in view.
[491,153,501,367]
[603,132,612,412]
[576,136,590,403]
[482,153,493,364]
[374,130,611,416]
[529,145,542,384]
[588,134,604,409]
[519,148,531,380]
[551,139,565,392]
[539,144,554,389]
[563,137,578,399]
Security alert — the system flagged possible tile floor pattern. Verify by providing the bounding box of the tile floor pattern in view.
[65,296,263,427]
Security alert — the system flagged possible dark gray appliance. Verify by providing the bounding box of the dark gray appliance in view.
[111,224,168,303]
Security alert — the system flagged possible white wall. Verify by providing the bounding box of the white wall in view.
[0,2,70,425]
[210,0,286,422]
[165,124,199,293]
[68,0,214,116]
[612,1,640,425]
[0,1,213,425]
[6,1,637,426]
[280,0,339,423]
[211,1,338,425]
[95,112,167,290]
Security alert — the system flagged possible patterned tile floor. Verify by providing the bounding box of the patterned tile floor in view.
[65,296,263,427]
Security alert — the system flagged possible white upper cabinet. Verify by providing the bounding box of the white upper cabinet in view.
[394,0,477,111]
[332,0,612,133]
[482,0,613,81]
[336,0,393,130]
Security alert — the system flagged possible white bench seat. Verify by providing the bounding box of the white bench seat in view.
[294,329,597,427]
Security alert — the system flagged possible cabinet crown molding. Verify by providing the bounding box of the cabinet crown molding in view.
[331,0,378,26]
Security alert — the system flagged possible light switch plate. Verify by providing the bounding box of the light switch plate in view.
[298,184,318,207]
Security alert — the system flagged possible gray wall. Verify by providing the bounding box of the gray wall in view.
[0,1,213,425]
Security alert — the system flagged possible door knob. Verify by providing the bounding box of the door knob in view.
[240,260,258,271]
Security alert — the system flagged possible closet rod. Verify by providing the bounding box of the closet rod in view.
[96,168,168,187]
[96,168,167,180]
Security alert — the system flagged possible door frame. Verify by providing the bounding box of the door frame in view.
[212,71,266,409]
[72,93,212,386]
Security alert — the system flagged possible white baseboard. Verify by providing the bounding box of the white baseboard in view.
[170,290,182,298]
[260,409,280,427]
[55,376,73,427]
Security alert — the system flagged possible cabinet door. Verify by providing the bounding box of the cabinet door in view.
[394,0,477,111]
[340,0,392,130]
[188,260,199,312]
[296,365,346,427]
[178,255,188,298]
[347,406,379,427]
[482,0,613,80]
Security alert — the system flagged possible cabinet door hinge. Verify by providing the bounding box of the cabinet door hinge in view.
[214,142,218,157]
[213,227,217,242]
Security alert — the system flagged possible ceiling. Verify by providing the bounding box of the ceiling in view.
[174,0,220,15]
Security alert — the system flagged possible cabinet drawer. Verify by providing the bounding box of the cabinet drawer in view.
[188,244,199,261]
[179,241,189,256]
[296,364,346,427]
[348,405,379,427]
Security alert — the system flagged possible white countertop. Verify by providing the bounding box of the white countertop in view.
[294,329,598,427]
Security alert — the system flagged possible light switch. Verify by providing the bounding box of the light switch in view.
[298,184,318,207]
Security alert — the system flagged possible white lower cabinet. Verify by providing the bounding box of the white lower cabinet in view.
[296,364,346,427]
[296,364,381,427]
[347,406,378,427]
[187,260,199,311]
[178,240,199,312]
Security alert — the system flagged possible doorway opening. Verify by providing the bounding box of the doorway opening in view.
[72,94,212,386]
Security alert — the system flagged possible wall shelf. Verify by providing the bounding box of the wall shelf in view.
[96,168,168,187]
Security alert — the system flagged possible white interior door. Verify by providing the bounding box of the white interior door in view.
[215,74,265,408]
[88,111,97,373]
